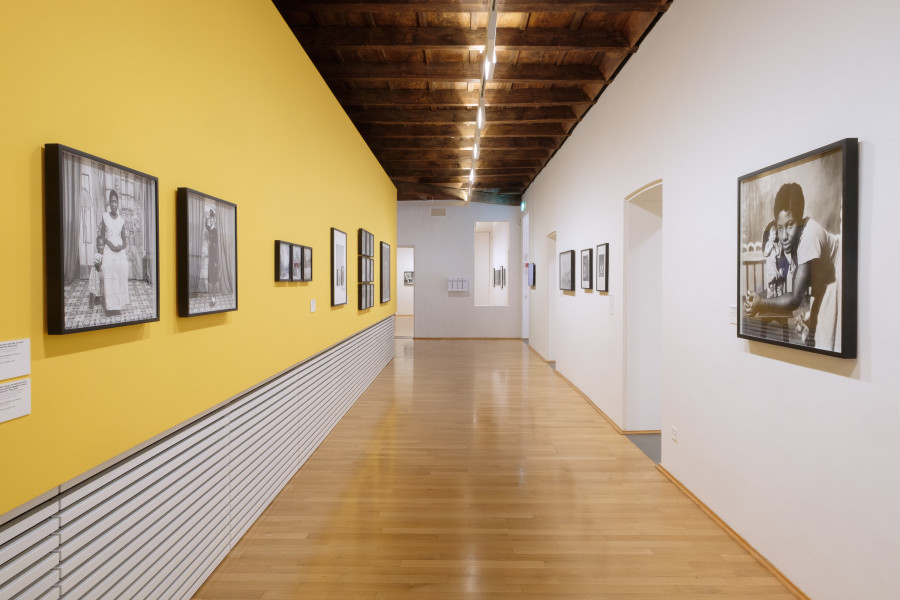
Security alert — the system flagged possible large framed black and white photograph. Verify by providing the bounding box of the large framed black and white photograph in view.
[275,240,291,282]
[559,250,575,291]
[595,243,609,292]
[738,138,858,358]
[380,241,390,303]
[45,144,159,334]
[331,227,348,306]
[177,188,237,317]
[580,248,593,289]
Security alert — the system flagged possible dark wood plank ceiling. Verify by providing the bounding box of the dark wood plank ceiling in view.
[273,0,672,204]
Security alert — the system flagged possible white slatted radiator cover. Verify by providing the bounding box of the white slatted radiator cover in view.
[0,317,394,600]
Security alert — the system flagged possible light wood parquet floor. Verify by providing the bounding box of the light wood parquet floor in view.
[193,339,794,600]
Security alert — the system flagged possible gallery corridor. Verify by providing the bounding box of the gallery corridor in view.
[193,339,793,599]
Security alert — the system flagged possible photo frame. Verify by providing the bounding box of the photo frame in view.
[404,271,414,285]
[380,241,390,303]
[359,228,374,257]
[581,248,593,289]
[177,188,237,317]
[275,240,291,282]
[358,283,374,310]
[595,243,609,293]
[527,262,536,287]
[331,227,347,306]
[559,250,575,291]
[738,138,858,358]
[290,243,303,282]
[45,144,159,334]
[301,245,313,282]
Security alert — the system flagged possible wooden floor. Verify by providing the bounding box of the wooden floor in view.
[193,339,794,600]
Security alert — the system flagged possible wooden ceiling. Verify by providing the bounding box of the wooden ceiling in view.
[273,0,672,204]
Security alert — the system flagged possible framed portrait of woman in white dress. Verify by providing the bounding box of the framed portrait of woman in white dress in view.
[45,144,159,334]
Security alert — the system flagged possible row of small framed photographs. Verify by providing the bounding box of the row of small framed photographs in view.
[45,144,240,334]
[559,243,609,292]
[275,240,312,282]
[358,283,375,310]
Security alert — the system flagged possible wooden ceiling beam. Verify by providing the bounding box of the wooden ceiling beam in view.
[407,174,532,184]
[382,158,546,169]
[369,136,558,149]
[393,181,521,205]
[388,166,537,177]
[359,123,569,137]
[294,25,631,52]
[337,87,594,107]
[348,106,576,124]
[317,62,609,84]
[282,1,667,14]
[376,148,551,161]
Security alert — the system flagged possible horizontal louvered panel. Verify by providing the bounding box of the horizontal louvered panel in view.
[7,565,58,600]
[0,521,58,568]
[0,553,59,600]
[0,318,393,600]
[98,491,229,600]
[0,505,58,549]
[57,476,228,598]
[57,444,228,570]
[60,405,231,510]
[0,536,59,593]
[134,522,228,600]
[58,417,228,526]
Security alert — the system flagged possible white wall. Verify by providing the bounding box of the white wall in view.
[398,202,522,338]
[524,1,900,598]
[396,247,415,315]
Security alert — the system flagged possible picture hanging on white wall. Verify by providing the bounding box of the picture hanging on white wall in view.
[559,250,575,291]
[580,248,593,289]
[738,138,858,358]
[595,243,609,293]
[404,271,414,285]
[527,262,536,287]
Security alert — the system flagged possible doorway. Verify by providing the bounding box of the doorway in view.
[396,246,414,338]
[624,181,662,432]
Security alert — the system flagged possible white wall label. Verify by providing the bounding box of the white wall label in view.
[0,338,30,380]
[0,378,31,424]
[608,294,615,316]
[729,305,737,325]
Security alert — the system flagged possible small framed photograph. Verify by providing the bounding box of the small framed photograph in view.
[404,271,414,285]
[559,250,575,291]
[275,240,291,282]
[290,244,303,281]
[45,144,159,334]
[301,245,313,281]
[581,248,593,289]
[527,262,536,287]
[332,227,348,306]
[380,241,390,303]
[177,188,237,317]
[595,243,609,292]
[359,228,374,257]
[738,138,858,357]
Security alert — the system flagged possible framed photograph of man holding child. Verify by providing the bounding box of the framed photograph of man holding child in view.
[45,144,159,334]
[738,138,858,358]
[177,188,237,317]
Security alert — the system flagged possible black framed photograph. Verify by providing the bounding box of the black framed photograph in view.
[380,241,390,303]
[559,250,575,291]
[358,283,374,310]
[580,248,593,289]
[359,228,374,257]
[404,271,414,285]
[45,144,159,334]
[331,227,348,306]
[738,138,858,358]
[177,188,237,317]
[301,245,313,281]
[595,243,609,292]
[290,244,303,282]
[275,240,291,282]
[527,262,536,287]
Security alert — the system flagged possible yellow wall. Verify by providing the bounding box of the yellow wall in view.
[0,0,396,516]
